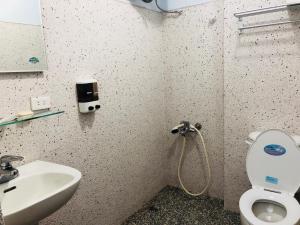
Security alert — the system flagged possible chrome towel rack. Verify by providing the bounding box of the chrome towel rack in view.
[234,4,300,32]
[234,5,289,18]
[239,19,300,31]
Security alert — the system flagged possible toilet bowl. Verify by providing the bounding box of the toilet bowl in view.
[239,129,300,225]
[240,189,300,225]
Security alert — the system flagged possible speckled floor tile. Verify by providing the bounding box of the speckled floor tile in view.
[122,186,241,225]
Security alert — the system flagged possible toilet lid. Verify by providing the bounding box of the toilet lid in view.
[247,129,300,195]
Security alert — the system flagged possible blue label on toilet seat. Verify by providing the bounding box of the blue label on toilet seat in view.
[264,144,286,156]
[266,176,278,185]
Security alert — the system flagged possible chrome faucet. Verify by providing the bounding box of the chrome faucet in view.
[171,121,203,136]
[0,155,23,184]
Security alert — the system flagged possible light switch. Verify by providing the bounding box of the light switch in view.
[31,96,51,111]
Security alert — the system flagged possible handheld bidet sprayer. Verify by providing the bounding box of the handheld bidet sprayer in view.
[171,121,191,135]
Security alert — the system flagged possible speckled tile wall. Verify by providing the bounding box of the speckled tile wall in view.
[162,0,224,199]
[224,0,300,212]
[0,1,169,225]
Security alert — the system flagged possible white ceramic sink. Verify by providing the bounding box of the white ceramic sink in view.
[0,161,81,225]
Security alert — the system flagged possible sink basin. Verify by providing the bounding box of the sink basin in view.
[0,161,81,225]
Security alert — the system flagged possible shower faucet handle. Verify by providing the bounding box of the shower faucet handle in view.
[194,123,202,131]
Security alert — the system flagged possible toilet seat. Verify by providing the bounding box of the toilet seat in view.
[240,188,300,225]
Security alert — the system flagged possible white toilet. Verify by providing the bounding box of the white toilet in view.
[239,129,300,225]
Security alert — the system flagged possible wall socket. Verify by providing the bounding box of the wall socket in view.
[31,96,51,111]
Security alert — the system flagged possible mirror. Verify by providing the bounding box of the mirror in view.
[0,0,47,73]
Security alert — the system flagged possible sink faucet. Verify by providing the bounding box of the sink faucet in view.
[0,155,24,184]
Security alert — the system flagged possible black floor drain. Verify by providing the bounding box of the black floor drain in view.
[148,205,159,212]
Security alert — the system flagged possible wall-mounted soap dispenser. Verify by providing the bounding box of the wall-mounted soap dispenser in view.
[76,79,101,113]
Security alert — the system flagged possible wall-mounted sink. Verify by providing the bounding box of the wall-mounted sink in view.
[0,161,81,225]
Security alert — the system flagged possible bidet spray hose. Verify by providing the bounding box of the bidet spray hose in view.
[177,125,211,196]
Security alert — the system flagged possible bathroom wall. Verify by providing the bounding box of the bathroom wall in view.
[163,0,224,199]
[224,0,300,211]
[0,1,168,224]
